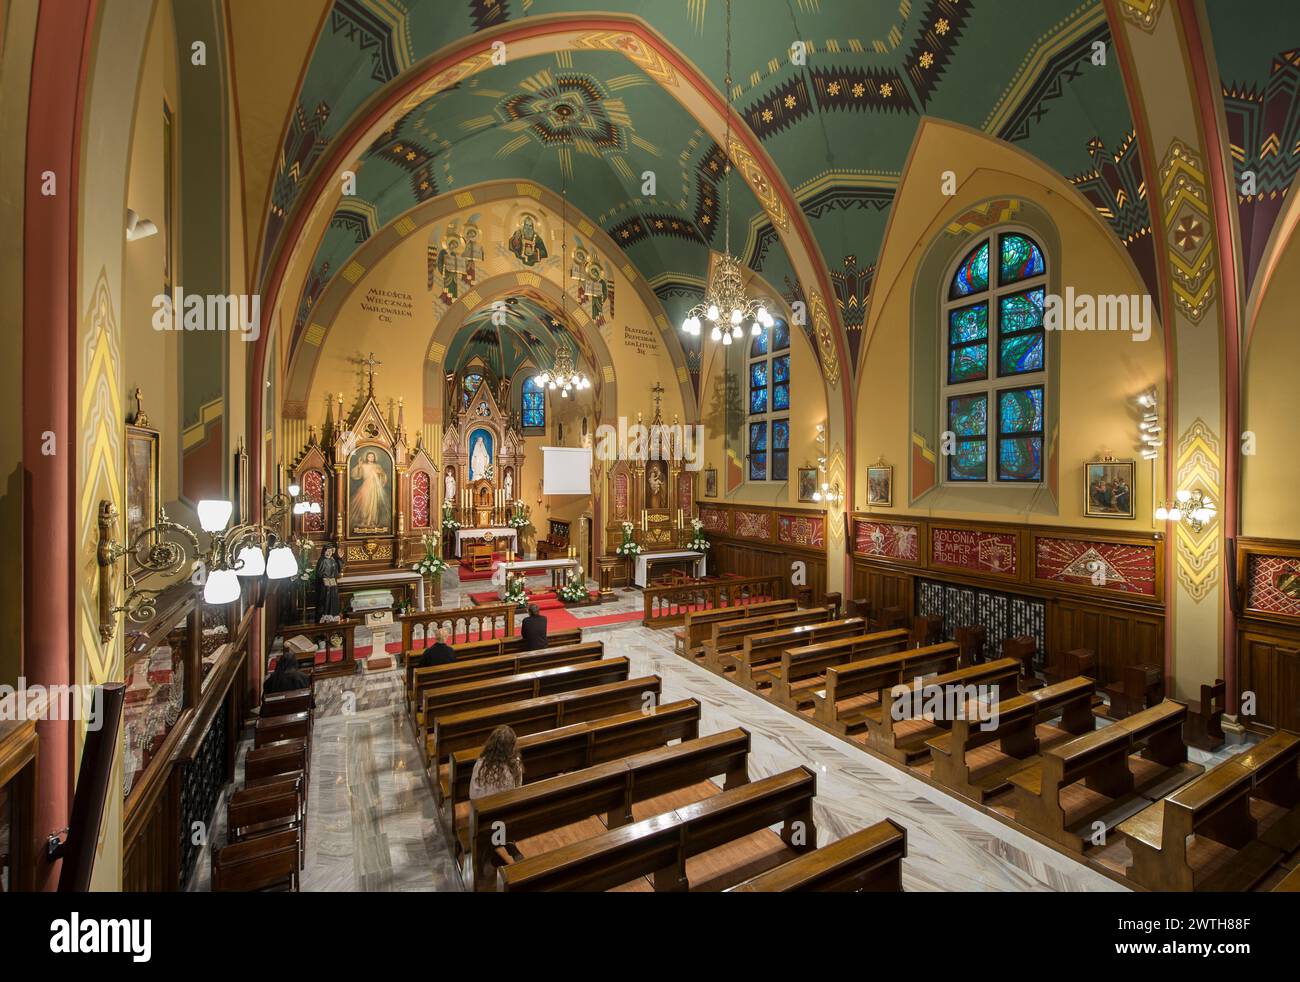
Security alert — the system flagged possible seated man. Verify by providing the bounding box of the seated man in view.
[419,626,457,668]
[263,652,313,702]
[519,603,548,651]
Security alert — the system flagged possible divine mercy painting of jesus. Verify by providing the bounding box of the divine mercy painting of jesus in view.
[348,446,393,534]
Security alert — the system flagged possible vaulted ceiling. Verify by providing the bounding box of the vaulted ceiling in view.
[445,295,591,383]
[261,0,1165,382]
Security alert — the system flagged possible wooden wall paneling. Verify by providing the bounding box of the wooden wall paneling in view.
[1238,629,1300,733]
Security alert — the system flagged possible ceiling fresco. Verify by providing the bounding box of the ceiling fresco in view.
[268,0,1160,384]
[1206,0,1300,298]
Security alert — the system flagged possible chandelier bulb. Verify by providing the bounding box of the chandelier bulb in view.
[710,325,722,342]
[750,321,762,337]
[730,308,743,325]
[722,331,732,345]
[707,305,719,322]
[731,323,743,339]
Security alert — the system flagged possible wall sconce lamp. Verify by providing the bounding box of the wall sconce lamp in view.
[811,481,843,504]
[1155,488,1216,532]
[1136,389,1161,460]
[97,488,304,643]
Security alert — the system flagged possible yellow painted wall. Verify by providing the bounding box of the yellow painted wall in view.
[855,120,1167,529]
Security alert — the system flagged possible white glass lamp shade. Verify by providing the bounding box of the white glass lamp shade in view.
[721,331,732,345]
[203,568,241,605]
[266,545,298,580]
[235,544,266,577]
[197,499,233,532]
[750,320,763,336]
[288,483,301,497]
[1155,506,1168,521]
[710,325,723,342]
[706,304,719,322]
[1168,507,1182,522]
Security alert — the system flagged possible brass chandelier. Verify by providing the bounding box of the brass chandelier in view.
[679,0,773,346]
[533,339,589,398]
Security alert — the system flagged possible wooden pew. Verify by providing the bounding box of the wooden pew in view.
[1008,700,1195,851]
[701,607,830,670]
[727,820,907,892]
[254,710,310,749]
[1118,730,1300,891]
[245,738,308,785]
[954,626,986,665]
[769,628,909,708]
[910,614,944,647]
[261,687,312,717]
[420,657,630,728]
[211,828,300,892]
[411,640,604,727]
[1103,664,1163,720]
[673,599,797,659]
[812,642,961,733]
[1273,865,1300,892]
[227,774,304,870]
[499,767,817,892]
[725,617,867,691]
[403,627,583,704]
[428,676,663,772]
[442,699,703,841]
[468,728,753,890]
[1183,678,1226,751]
[868,657,1022,764]
[925,676,1096,803]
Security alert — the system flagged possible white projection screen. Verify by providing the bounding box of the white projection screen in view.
[541,447,592,495]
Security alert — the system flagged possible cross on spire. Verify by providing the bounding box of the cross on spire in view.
[356,351,382,396]
[651,381,664,425]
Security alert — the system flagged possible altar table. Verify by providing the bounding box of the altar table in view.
[633,550,706,588]
[454,527,518,557]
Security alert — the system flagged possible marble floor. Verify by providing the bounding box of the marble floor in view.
[204,571,1249,892]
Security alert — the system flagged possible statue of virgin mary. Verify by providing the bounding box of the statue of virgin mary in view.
[470,435,491,482]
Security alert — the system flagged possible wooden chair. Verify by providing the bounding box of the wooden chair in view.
[1002,635,1042,692]
[466,540,494,574]
[910,614,944,647]
[954,625,986,666]
[870,606,906,633]
[1103,664,1163,719]
[1183,678,1226,751]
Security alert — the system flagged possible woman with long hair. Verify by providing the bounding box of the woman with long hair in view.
[468,725,523,800]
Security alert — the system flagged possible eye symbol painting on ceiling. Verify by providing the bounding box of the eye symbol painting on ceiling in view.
[496,72,633,156]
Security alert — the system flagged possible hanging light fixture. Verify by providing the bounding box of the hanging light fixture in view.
[679,0,773,344]
[533,172,590,395]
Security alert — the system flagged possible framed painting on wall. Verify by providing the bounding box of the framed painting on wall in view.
[704,467,718,498]
[1083,458,1135,519]
[867,463,894,507]
[124,424,160,571]
[797,467,818,503]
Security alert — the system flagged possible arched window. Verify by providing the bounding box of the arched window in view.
[747,319,791,482]
[943,231,1047,484]
[461,371,484,409]
[521,376,545,431]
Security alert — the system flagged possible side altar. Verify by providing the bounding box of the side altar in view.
[441,374,527,553]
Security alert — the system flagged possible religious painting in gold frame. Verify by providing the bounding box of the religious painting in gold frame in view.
[124,424,160,572]
[347,444,394,537]
[867,463,893,507]
[1083,458,1135,519]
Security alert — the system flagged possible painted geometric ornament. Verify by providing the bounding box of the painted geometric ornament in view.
[1159,139,1216,323]
[1174,417,1221,603]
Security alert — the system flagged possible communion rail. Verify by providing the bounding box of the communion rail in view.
[398,602,516,656]
[642,574,787,628]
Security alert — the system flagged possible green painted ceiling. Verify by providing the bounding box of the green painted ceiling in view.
[444,294,590,382]
[271,0,1164,383]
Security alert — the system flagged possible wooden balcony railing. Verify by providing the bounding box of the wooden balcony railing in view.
[642,574,787,628]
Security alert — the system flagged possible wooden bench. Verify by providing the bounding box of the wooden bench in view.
[1008,700,1195,851]
[727,820,907,892]
[442,698,703,842]
[925,676,1096,803]
[1183,678,1226,751]
[245,738,308,785]
[468,728,753,890]
[428,675,663,772]
[499,767,817,892]
[254,710,311,749]
[227,774,304,870]
[1273,865,1300,892]
[261,687,312,717]
[701,607,830,669]
[868,657,1022,764]
[769,629,909,708]
[1119,729,1300,891]
[812,642,961,733]
[211,828,300,892]
[411,640,604,727]
[672,599,797,658]
[420,657,630,731]
[404,627,583,704]
[724,617,867,691]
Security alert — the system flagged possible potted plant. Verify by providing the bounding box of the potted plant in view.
[557,566,590,605]
[411,531,451,610]
[687,517,710,576]
[503,572,529,609]
[615,520,642,587]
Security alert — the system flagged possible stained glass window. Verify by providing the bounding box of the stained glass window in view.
[747,320,792,483]
[999,233,1045,285]
[943,230,1047,484]
[462,372,484,409]
[949,242,990,299]
[521,377,545,430]
[748,422,768,481]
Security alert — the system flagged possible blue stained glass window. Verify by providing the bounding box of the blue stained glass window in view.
[751,330,769,357]
[751,388,769,414]
[948,394,988,437]
[749,422,768,480]
[772,319,790,351]
[999,233,1045,285]
[999,288,1045,333]
[521,377,545,430]
[949,303,988,344]
[998,436,1043,482]
[998,387,1043,434]
[999,332,1044,376]
[949,242,990,299]
[462,372,484,409]
[949,343,988,384]
[749,361,768,415]
[773,354,790,383]
[751,362,768,387]
[772,419,789,481]
[950,439,988,482]
[773,385,790,410]
[997,385,1044,482]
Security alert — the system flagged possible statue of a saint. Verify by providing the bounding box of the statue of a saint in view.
[444,469,456,503]
[315,542,344,623]
[470,436,491,482]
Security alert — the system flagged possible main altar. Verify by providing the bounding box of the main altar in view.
[441,372,527,556]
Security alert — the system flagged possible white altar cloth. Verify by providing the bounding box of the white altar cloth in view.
[633,550,706,588]
[454,527,518,557]
[338,569,425,609]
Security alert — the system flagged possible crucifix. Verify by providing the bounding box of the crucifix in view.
[650,381,664,421]
[355,351,382,395]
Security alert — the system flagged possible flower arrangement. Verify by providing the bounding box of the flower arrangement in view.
[687,517,710,552]
[506,499,531,531]
[557,567,590,604]
[441,503,461,532]
[412,532,451,579]
[615,520,642,557]
[503,572,528,606]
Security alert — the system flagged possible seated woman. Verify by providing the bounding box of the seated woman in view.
[469,725,524,801]
[262,652,314,705]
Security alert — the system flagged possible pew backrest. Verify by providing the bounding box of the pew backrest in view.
[728,820,907,892]
[421,656,629,723]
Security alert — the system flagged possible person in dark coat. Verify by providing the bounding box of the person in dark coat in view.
[519,603,549,651]
[263,652,312,699]
[419,627,457,668]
